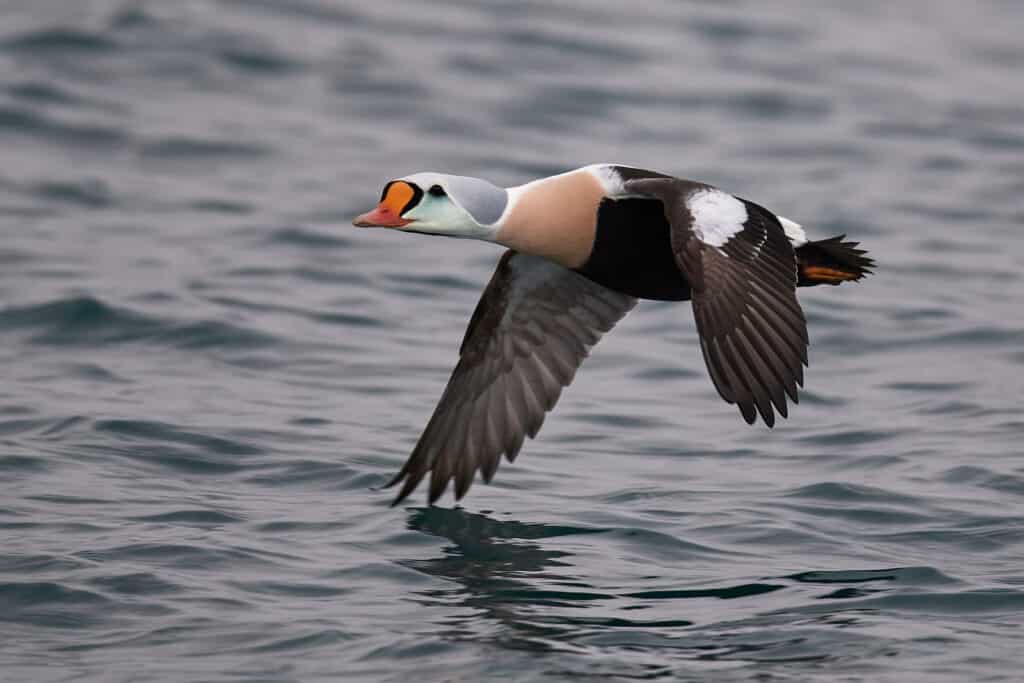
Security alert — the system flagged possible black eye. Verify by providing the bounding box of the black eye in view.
[428,184,446,197]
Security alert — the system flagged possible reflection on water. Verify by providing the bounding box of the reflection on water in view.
[397,508,971,674]
[403,508,610,651]
[401,507,779,681]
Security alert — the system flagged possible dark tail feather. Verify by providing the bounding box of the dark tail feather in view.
[796,235,874,286]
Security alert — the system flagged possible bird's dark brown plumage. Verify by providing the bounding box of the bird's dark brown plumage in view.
[385,250,635,505]
[370,165,873,505]
[623,176,809,427]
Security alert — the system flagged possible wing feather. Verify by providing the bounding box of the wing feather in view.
[386,250,636,504]
[622,176,810,426]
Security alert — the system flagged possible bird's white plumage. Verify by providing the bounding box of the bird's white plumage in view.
[583,164,627,195]
[687,188,748,247]
[778,216,807,247]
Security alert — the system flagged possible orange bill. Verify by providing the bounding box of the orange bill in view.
[353,181,416,227]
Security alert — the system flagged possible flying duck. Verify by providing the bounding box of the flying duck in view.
[353,165,873,505]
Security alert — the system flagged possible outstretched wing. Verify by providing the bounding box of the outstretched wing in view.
[625,177,809,427]
[387,250,636,505]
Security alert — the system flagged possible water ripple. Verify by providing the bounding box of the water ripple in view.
[2,1,1023,680]
[0,296,280,350]
[0,105,127,147]
[2,28,118,55]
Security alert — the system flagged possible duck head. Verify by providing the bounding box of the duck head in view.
[353,173,507,240]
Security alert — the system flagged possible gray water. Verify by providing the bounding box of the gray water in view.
[2,1,1023,681]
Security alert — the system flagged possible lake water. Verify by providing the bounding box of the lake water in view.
[2,1,1023,681]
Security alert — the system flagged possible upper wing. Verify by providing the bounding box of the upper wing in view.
[625,177,809,427]
[386,250,636,505]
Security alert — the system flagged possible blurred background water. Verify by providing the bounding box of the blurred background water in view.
[1,1,1023,681]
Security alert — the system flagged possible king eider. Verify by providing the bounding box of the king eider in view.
[353,164,873,505]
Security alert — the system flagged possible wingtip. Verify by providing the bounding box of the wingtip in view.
[388,470,428,507]
[388,481,410,507]
[453,479,473,502]
[427,479,447,506]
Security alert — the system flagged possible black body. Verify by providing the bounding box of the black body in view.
[577,197,692,301]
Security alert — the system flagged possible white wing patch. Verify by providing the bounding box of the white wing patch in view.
[778,216,807,247]
[687,188,748,247]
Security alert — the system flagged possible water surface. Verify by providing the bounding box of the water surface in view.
[2,1,1023,681]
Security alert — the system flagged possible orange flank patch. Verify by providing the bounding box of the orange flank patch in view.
[382,181,415,216]
[802,265,860,283]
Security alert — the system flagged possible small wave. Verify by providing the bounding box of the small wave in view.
[242,458,361,488]
[0,296,279,351]
[0,415,87,446]
[884,380,972,393]
[602,527,742,562]
[75,542,282,570]
[571,412,671,429]
[0,582,111,629]
[0,554,89,575]
[217,45,303,75]
[393,273,479,292]
[785,566,957,586]
[0,106,126,148]
[722,91,831,120]
[29,179,115,209]
[203,294,382,330]
[795,428,899,447]
[782,481,920,504]
[965,129,1024,152]
[61,362,129,383]
[625,582,785,601]
[689,16,804,43]
[0,247,35,265]
[787,587,1024,617]
[7,81,86,107]
[2,28,118,54]
[139,136,273,161]
[87,572,181,596]
[266,226,353,249]
[227,580,351,599]
[0,296,157,341]
[187,198,254,215]
[0,454,49,473]
[220,0,357,25]
[129,510,245,525]
[943,466,1024,497]
[500,27,645,65]
[236,629,352,654]
[155,319,278,350]
[94,419,264,457]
